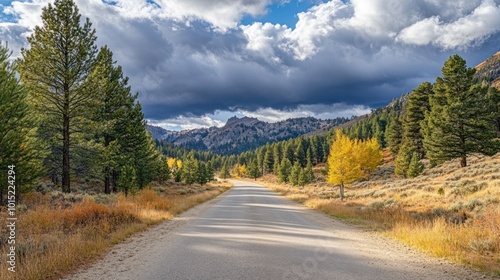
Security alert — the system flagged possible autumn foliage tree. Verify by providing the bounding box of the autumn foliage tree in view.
[327,130,382,201]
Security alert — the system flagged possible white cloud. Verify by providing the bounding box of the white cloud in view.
[102,0,272,31]
[149,104,371,130]
[397,0,500,49]
[239,104,371,123]
[148,115,225,131]
[241,22,290,63]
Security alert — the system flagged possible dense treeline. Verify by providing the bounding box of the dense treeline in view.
[344,55,500,177]
[0,0,167,200]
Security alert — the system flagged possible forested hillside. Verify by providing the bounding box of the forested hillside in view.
[148,116,350,154]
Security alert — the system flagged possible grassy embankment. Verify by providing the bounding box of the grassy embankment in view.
[0,180,232,280]
[258,151,500,276]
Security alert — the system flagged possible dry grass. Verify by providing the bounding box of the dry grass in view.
[259,152,500,276]
[0,180,232,280]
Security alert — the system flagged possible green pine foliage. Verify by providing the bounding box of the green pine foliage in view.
[0,44,45,196]
[394,144,412,177]
[289,161,301,186]
[407,152,424,178]
[219,162,230,179]
[385,112,403,155]
[278,158,292,183]
[263,148,274,174]
[422,55,499,167]
[248,159,262,180]
[402,82,433,159]
[183,152,198,185]
[18,0,98,192]
[116,164,138,196]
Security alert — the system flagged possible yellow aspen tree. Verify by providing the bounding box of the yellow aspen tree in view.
[358,137,383,175]
[327,130,365,201]
[167,158,177,169]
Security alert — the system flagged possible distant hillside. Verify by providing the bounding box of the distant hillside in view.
[475,51,500,89]
[147,116,348,155]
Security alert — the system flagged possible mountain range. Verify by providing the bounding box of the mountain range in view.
[147,116,349,154]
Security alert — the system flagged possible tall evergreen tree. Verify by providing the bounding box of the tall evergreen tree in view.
[89,46,131,193]
[295,138,306,167]
[402,82,433,159]
[263,148,274,174]
[248,159,261,181]
[422,55,499,167]
[196,161,207,185]
[0,44,45,198]
[407,152,424,178]
[18,0,98,192]
[284,142,295,163]
[278,158,292,183]
[219,162,230,179]
[394,144,412,177]
[385,113,402,155]
[487,87,500,135]
[183,152,197,184]
[289,161,301,186]
[206,160,215,182]
[273,143,282,174]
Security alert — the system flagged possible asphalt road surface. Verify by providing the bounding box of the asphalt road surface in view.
[66,180,492,280]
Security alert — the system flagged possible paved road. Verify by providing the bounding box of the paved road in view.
[67,180,492,280]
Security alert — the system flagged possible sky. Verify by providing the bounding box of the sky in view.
[1,0,500,130]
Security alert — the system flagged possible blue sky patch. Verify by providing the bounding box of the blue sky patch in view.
[241,0,326,28]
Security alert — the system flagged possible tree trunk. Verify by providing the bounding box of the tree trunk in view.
[104,135,111,194]
[62,113,71,193]
[104,170,111,194]
[340,182,345,201]
[112,171,118,193]
[460,156,467,167]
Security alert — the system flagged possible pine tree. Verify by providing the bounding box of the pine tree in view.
[248,159,261,180]
[263,148,274,174]
[422,55,499,167]
[385,113,402,155]
[18,0,98,193]
[116,164,138,196]
[89,46,132,193]
[402,82,432,159]
[301,160,315,186]
[407,152,424,178]
[295,138,306,167]
[487,87,500,135]
[257,146,267,175]
[289,161,301,186]
[284,142,295,163]
[278,158,292,183]
[273,143,282,174]
[0,44,45,198]
[206,160,215,182]
[394,144,413,177]
[196,161,207,185]
[183,152,197,185]
[156,156,171,184]
[219,162,230,179]
[306,147,314,167]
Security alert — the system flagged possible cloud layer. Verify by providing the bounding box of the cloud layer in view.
[2,0,500,129]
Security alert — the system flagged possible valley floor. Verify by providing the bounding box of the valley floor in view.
[65,180,493,280]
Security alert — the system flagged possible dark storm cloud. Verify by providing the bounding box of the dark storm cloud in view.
[2,0,500,125]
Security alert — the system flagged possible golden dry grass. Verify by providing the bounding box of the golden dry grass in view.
[0,180,232,280]
[259,152,500,275]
